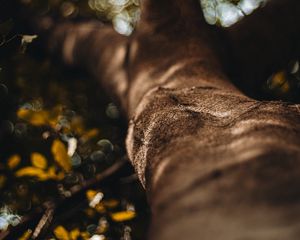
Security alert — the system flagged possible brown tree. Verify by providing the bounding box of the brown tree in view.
[29,0,300,239]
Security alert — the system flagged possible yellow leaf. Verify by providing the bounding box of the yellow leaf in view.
[51,140,71,172]
[95,203,106,214]
[47,165,56,177]
[80,128,99,142]
[46,166,65,180]
[280,81,290,93]
[7,154,21,169]
[87,190,104,208]
[54,225,70,240]
[17,106,63,129]
[97,221,108,234]
[56,171,65,180]
[272,71,286,86]
[17,109,49,126]
[0,175,7,188]
[86,190,97,201]
[70,117,85,135]
[110,211,136,222]
[15,167,50,181]
[103,199,119,209]
[70,228,80,240]
[47,106,63,129]
[31,152,47,169]
[18,229,32,240]
[80,231,90,240]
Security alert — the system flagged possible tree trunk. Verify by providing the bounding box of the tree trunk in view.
[35,0,300,239]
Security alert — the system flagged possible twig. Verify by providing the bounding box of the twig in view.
[32,202,55,239]
[0,158,127,240]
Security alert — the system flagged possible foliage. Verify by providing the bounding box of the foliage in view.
[0,1,148,239]
[0,0,299,239]
[200,0,268,27]
[88,0,140,35]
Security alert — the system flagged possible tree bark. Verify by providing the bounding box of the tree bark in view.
[35,0,300,239]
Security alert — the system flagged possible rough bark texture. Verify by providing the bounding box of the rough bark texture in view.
[34,0,300,239]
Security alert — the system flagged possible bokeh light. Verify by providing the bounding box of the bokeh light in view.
[88,0,140,35]
[200,0,268,27]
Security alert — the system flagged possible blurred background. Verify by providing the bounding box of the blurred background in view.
[0,1,147,239]
[0,0,299,239]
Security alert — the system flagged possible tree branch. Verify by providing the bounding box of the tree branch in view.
[21,0,300,239]
[1,159,126,240]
